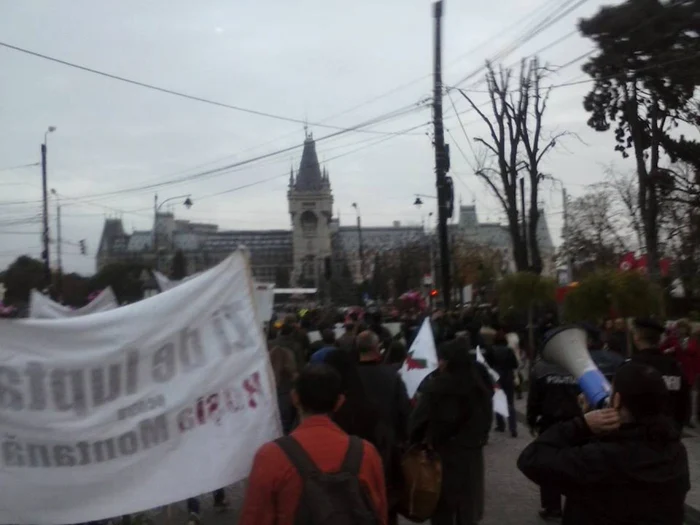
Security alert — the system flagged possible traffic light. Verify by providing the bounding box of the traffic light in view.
[430,289,438,298]
[79,240,86,255]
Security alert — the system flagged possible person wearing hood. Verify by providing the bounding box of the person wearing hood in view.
[409,336,493,525]
[518,362,689,524]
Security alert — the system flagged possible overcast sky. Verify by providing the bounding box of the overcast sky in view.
[0,0,633,275]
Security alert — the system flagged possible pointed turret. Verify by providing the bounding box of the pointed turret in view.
[294,133,324,191]
[289,165,295,187]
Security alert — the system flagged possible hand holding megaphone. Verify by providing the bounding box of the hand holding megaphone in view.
[542,326,612,409]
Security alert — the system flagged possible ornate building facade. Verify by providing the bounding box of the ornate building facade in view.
[96,132,555,299]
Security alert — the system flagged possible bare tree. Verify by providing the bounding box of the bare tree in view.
[560,185,630,278]
[458,58,565,274]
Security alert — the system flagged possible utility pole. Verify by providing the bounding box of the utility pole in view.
[433,0,451,309]
[41,143,51,287]
[520,177,528,270]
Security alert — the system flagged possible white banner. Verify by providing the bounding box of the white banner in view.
[154,271,275,324]
[0,253,280,524]
[28,287,119,319]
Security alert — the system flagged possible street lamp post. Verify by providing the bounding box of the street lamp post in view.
[41,126,56,289]
[153,194,193,271]
[351,203,365,283]
[415,197,437,303]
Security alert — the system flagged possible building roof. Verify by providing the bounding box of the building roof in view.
[295,134,325,191]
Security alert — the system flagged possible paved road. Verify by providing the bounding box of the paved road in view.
[146,399,700,525]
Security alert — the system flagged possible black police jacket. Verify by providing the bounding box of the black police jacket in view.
[527,359,582,429]
[518,417,689,525]
[630,349,689,429]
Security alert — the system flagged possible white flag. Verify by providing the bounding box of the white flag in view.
[399,318,438,398]
[28,287,118,319]
[476,347,510,418]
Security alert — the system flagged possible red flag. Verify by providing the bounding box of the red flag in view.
[637,255,648,275]
[619,252,636,272]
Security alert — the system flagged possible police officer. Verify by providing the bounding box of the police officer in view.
[527,346,582,520]
[629,318,689,430]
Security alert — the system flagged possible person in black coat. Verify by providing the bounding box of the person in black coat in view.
[526,355,582,520]
[518,362,690,525]
[410,336,494,525]
[630,318,689,430]
[485,331,519,437]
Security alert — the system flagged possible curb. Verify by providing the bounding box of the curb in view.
[513,408,700,525]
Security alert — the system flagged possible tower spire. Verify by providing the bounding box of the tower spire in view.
[289,164,295,187]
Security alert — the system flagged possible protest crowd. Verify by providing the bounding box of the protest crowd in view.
[1,259,697,525]
[236,305,693,525]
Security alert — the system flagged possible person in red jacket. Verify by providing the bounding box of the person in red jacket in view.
[239,364,388,525]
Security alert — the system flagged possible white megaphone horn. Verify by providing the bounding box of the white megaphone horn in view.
[542,325,612,408]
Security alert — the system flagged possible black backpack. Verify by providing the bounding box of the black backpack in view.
[275,436,380,525]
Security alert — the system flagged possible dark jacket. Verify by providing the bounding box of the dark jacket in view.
[276,378,296,435]
[357,360,411,446]
[527,359,582,430]
[409,366,493,522]
[273,333,305,369]
[631,349,689,430]
[484,344,518,390]
[518,417,690,525]
[337,331,355,353]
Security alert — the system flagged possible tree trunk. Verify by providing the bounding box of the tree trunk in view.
[527,303,535,363]
[528,203,543,275]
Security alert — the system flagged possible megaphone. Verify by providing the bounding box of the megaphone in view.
[542,325,612,408]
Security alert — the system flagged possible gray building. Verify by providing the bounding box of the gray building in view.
[96,133,556,298]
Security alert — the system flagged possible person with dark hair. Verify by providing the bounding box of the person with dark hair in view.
[410,337,494,525]
[384,341,407,371]
[356,330,411,525]
[488,330,519,438]
[269,346,298,434]
[337,320,357,353]
[239,364,388,525]
[274,314,306,369]
[518,363,690,524]
[581,322,624,382]
[630,318,689,430]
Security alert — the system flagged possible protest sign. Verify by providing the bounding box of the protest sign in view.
[28,287,119,319]
[0,253,280,524]
[400,318,438,398]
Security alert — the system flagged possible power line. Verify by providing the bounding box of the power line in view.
[197,120,430,202]
[0,40,421,137]
[549,50,700,90]
[0,101,428,208]
[451,0,590,88]
[0,162,40,173]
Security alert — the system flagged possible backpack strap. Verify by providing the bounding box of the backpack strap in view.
[340,436,364,475]
[275,436,320,477]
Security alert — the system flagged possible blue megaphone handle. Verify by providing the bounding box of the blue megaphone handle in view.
[578,368,612,408]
